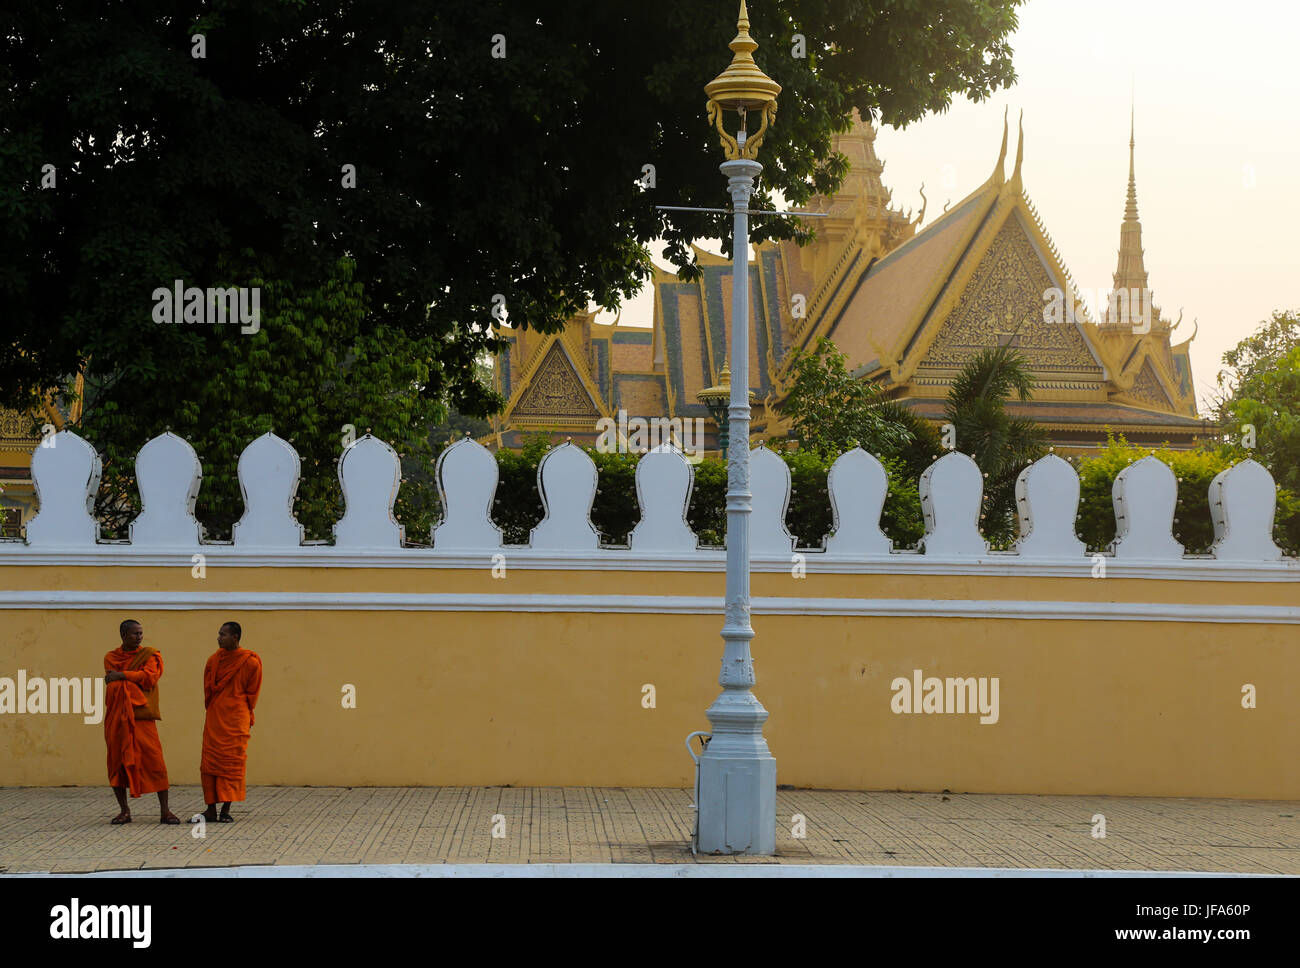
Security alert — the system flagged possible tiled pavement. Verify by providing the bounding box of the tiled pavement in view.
[0,786,1296,874]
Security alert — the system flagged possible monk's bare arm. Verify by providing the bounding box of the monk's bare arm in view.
[246,659,263,708]
[203,657,216,708]
[244,657,263,723]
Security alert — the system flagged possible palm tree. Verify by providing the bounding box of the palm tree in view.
[944,345,1047,544]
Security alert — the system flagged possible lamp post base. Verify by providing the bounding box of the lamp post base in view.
[695,689,776,855]
[697,754,776,855]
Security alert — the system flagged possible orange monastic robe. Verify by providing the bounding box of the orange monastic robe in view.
[200,648,262,804]
[103,646,170,797]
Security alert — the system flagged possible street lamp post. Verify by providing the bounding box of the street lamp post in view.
[693,0,780,856]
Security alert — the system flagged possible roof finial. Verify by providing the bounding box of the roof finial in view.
[993,106,1009,183]
[1012,109,1024,181]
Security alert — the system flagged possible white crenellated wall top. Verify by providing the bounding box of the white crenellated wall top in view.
[8,430,1297,575]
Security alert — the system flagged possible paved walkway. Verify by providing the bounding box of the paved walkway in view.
[1,787,1296,874]
[6,863,1265,878]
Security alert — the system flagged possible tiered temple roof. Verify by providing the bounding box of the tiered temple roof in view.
[492,109,1205,453]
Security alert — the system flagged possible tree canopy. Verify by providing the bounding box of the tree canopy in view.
[778,337,913,460]
[85,255,446,541]
[1214,309,1300,549]
[2,0,1024,424]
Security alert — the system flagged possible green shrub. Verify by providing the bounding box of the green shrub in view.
[784,448,831,548]
[1276,487,1300,556]
[479,433,1295,556]
[588,448,640,546]
[781,448,924,549]
[879,456,926,549]
[491,432,550,544]
[1075,434,1300,555]
[687,457,728,546]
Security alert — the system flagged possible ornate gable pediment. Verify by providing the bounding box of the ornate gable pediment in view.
[512,341,602,419]
[916,214,1103,379]
[0,408,41,446]
[1123,357,1175,412]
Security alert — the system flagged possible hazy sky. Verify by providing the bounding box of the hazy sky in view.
[603,0,1299,411]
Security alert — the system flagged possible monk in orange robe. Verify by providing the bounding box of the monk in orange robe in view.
[104,619,180,824]
[193,621,262,822]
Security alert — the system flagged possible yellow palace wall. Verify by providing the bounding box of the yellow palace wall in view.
[2,561,1296,798]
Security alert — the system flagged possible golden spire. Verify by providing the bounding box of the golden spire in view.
[1105,99,1152,326]
[705,1,782,160]
[1125,102,1140,222]
[1101,97,1166,333]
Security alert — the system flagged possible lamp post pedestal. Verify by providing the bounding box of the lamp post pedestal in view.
[695,156,775,856]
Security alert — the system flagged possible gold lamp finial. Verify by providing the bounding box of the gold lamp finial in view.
[697,360,755,408]
[705,1,781,161]
[697,362,731,408]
